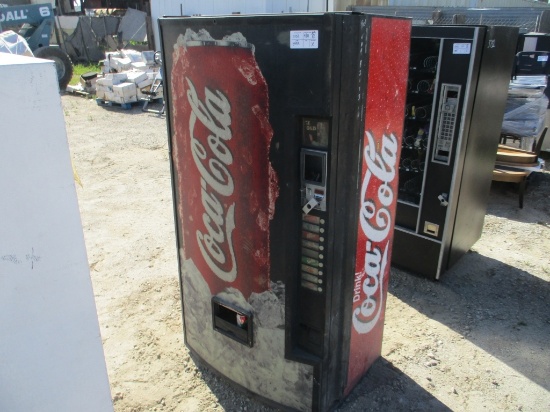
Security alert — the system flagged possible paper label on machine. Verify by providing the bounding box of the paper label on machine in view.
[453,43,471,54]
[291,30,319,49]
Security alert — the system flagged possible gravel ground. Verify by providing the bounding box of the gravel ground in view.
[63,94,550,412]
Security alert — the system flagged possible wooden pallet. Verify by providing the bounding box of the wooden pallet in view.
[66,89,94,99]
[65,84,94,99]
[95,98,137,110]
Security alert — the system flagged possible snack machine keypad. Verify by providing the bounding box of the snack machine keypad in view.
[433,84,461,164]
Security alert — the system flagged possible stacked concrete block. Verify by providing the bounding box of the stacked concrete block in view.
[112,57,132,72]
[113,82,138,104]
[141,50,155,65]
[96,72,128,101]
[103,49,159,74]
[137,76,153,90]
[103,72,128,85]
[126,70,148,84]
[95,49,162,106]
[120,49,143,63]
[131,61,147,70]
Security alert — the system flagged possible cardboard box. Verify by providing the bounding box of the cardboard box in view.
[113,82,137,99]
[103,90,116,102]
[137,78,153,89]
[141,50,155,65]
[112,57,132,72]
[95,83,113,95]
[102,73,128,86]
[126,70,148,84]
[112,94,138,104]
[131,62,147,71]
[146,70,160,80]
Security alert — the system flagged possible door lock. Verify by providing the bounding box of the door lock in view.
[438,193,449,207]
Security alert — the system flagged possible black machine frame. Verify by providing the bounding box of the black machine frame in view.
[392,25,519,279]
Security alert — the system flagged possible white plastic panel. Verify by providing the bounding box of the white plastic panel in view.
[0,54,112,412]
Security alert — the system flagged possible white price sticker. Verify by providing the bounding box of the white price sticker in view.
[453,43,471,55]
[290,30,319,49]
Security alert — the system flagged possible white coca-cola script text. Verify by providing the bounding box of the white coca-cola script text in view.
[186,77,237,282]
[352,131,398,334]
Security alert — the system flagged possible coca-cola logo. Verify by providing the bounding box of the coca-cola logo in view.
[352,131,398,334]
[186,77,237,282]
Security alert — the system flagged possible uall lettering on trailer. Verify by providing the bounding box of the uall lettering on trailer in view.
[0,10,28,22]
[0,6,50,23]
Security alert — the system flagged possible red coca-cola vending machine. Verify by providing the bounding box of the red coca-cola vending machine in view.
[159,13,411,411]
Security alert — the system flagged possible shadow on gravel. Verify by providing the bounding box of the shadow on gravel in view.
[337,358,452,412]
[389,253,550,391]
[92,100,153,116]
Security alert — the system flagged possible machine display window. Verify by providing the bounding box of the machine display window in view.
[303,152,326,185]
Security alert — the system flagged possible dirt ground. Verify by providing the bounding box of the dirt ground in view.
[62,94,550,412]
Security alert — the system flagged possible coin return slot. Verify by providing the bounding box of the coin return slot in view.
[298,323,323,357]
[424,221,439,237]
[212,297,253,347]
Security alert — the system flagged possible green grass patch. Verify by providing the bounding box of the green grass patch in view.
[70,63,102,85]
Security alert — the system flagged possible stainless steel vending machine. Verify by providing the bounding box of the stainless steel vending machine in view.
[159,13,411,412]
[392,25,518,279]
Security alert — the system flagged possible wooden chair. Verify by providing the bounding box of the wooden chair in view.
[499,126,547,155]
[492,169,529,208]
[492,127,547,208]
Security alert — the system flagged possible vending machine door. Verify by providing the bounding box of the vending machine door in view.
[160,14,356,411]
